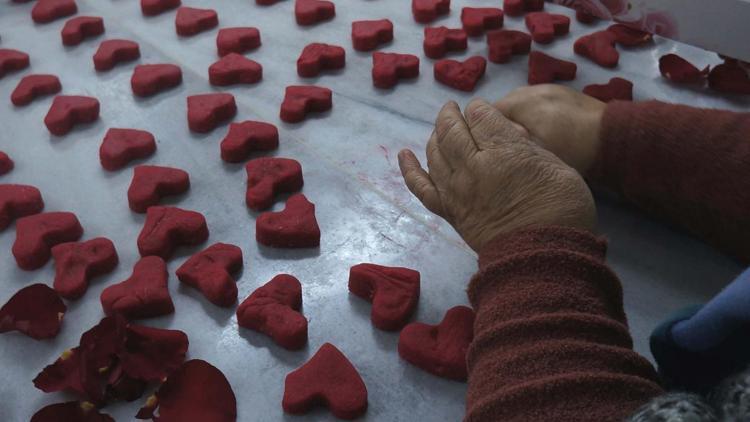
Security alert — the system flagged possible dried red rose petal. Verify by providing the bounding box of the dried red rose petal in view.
[31,401,114,422]
[136,359,237,422]
[0,283,66,339]
[708,62,750,95]
[658,54,709,85]
[607,24,653,47]
[120,324,189,382]
[34,347,87,397]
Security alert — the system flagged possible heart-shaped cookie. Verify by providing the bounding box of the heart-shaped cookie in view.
[256,194,320,248]
[100,256,174,319]
[434,56,486,91]
[348,263,420,331]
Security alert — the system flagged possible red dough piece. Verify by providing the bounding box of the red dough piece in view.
[131,64,183,97]
[525,12,570,44]
[220,121,279,163]
[434,56,486,92]
[93,39,140,71]
[175,7,218,37]
[348,263,420,331]
[176,243,242,307]
[351,19,394,52]
[486,29,532,63]
[460,8,503,37]
[31,401,114,422]
[141,0,181,16]
[13,212,83,270]
[279,85,332,123]
[658,54,708,85]
[583,77,633,102]
[708,63,750,95]
[187,93,237,133]
[99,128,156,171]
[32,0,77,24]
[574,30,619,68]
[100,256,174,319]
[128,165,190,213]
[0,152,14,176]
[245,157,303,211]
[208,53,262,86]
[412,0,450,24]
[297,43,346,77]
[295,0,335,26]
[236,274,307,349]
[528,51,577,84]
[0,184,44,230]
[44,95,100,136]
[0,49,30,79]
[137,206,208,259]
[0,284,66,340]
[216,27,261,57]
[607,24,653,47]
[283,343,367,419]
[61,16,104,46]
[52,237,118,300]
[503,0,544,17]
[11,74,62,106]
[576,10,598,24]
[398,306,474,381]
[135,360,236,422]
[256,194,320,248]
[423,27,467,59]
[372,52,420,89]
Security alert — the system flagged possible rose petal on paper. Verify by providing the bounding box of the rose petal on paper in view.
[120,323,189,382]
[658,54,708,84]
[34,347,87,396]
[0,283,66,339]
[31,401,114,422]
[606,24,653,47]
[708,62,750,95]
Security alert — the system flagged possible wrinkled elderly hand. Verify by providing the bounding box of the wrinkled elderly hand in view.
[494,84,606,174]
[398,99,596,253]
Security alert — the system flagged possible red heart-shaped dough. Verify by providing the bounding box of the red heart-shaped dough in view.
[216,27,261,57]
[141,0,181,16]
[61,16,105,46]
[503,0,544,16]
[13,211,83,270]
[256,194,320,248]
[175,7,218,36]
[574,30,619,68]
[0,48,30,79]
[583,77,633,102]
[52,237,119,300]
[348,263,420,330]
[461,7,503,37]
[127,165,190,213]
[44,95,100,136]
[176,243,243,307]
[100,256,174,319]
[524,12,569,44]
[434,56,486,91]
[99,128,156,171]
[93,39,140,71]
[245,157,303,210]
[0,184,44,230]
[137,206,208,259]
[528,51,577,84]
[32,0,78,24]
[208,53,262,86]
[279,85,332,123]
[295,0,335,26]
[11,74,62,106]
[351,19,393,51]
[220,121,279,163]
[372,52,420,89]
[297,43,346,78]
[131,64,183,97]
[423,26,467,59]
[0,283,67,340]
[486,29,531,63]
[412,0,450,24]
[187,93,237,133]
[0,152,12,176]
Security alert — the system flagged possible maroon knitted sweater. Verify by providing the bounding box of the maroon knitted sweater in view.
[465,101,750,421]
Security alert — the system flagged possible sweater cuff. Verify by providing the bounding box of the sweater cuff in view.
[586,100,641,188]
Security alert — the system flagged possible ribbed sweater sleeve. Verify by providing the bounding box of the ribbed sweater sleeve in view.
[589,101,750,264]
[465,226,663,422]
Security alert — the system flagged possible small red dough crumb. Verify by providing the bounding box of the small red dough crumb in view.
[0,49,30,79]
[13,212,83,271]
[708,62,750,95]
[141,0,181,16]
[0,184,44,230]
[31,401,114,422]
[503,0,544,17]
[0,152,14,176]
[607,24,653,47]
[93,39,141,71]
[175,7,217,36]
[135,360,236,422]
[131,64,183,97]
[574,30,619,68]
[528,51,577,85]
[283,343,368,419]
[44,95,100,136]
[61,16,105,46]
[583,77,634,102]
[52,237,118,300]
[280,85,332,123]
[372,52,420,89]
[11,74,62,106]
[176,243,243,307]
[220,121,279,163]
[187,93,237,133]
[128,165,190,213]
[486,29,531,64]
[256,194,320,248]
[236,274,307,349]
[412,0,450,24]
[0,284,66,340]
[246,157,303,210]
[434,56,487,92]
[295,0,335,26]
[525,12,570,44]
[208,53,262,86]
[216,27,261,57]
[398,306,475,381]
[137,206,208,259]
[32,0,78,24]
[658,54,708,85]
[100,256,174,319]
[460,7,504,37]
[99,128,157,171]
[348,263,421,331]
[423,26,467,59]
[351,19,394,52]
[297,43,346,78]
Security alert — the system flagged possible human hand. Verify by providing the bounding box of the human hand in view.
[494,85,605,174]
[398,99,596,253]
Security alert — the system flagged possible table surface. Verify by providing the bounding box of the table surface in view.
[0,1,747,421]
